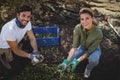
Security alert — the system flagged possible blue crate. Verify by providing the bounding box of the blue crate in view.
[32,26,59,46]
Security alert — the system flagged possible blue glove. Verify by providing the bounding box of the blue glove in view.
[68,58,79,71]
[57,59,69,72]
[30,51,44,65]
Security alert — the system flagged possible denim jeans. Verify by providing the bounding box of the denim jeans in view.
[69,45,101,71]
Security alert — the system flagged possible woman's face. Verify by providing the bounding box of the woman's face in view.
[17,11,32,26]
[80,13,93,30]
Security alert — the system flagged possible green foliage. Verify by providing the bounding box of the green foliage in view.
[14,63,83,80]
[35,33,56,38]
[12,46,83,80]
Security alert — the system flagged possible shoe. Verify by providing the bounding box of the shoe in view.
[0,55,11,69]
[84,67,91,78]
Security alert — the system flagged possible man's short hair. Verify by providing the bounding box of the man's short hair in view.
[16,5,32,14]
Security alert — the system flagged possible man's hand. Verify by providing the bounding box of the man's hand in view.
[29,51,44,65]
[69,58,79,71]
[57,59,69,72]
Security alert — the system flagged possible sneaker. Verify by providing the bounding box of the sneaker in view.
[84,67,91,78]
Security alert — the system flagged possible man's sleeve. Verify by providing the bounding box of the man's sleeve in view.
[3,29,16,41]
[26,21,32,31]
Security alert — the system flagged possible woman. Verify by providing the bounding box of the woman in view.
[58,8,103,78]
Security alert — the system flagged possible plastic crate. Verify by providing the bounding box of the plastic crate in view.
[32,26,59,46]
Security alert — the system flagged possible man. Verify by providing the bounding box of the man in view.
[0,5,44,69]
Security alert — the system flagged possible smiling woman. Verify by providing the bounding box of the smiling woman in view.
[57,7,103,78]
[79,8,93,30]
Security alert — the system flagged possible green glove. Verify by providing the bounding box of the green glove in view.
[69,58,79,71]
[57,59,69,72]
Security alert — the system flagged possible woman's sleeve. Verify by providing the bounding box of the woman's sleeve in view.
[72,26,81,48]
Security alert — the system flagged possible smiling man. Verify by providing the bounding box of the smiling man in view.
[0,5,44,69]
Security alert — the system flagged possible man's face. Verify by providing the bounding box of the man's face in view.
[17,11,32,26]
[80,13,93,30]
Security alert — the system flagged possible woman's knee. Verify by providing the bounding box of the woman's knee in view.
[89,58,99,66]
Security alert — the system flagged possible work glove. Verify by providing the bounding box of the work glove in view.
[57,59,69,72]
[29,51,44,65]
[68,58,79,71]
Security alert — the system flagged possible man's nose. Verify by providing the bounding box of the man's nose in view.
[24,17,29,21]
